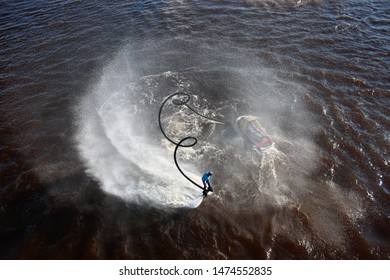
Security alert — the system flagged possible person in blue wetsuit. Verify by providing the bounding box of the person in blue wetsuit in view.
[201,171,213,196]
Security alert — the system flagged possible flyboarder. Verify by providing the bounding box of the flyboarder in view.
[201,171,213,196]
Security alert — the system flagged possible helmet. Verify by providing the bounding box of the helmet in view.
[208,171,213,176]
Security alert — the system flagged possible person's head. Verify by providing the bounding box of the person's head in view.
[208,171,213,176]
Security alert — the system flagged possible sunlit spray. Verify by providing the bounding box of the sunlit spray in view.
[75,52,204,209]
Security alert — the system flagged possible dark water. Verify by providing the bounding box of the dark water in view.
[1,0,389,259]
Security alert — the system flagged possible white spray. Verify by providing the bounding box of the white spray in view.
[75,52,204,209]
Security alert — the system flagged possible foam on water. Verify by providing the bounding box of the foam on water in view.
[75,58,205,209]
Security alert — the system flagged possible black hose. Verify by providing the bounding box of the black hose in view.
[158,92,225,191]
[158,92,193,147]
[174,137,203,190]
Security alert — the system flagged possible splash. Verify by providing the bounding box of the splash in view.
[75,54,204,209]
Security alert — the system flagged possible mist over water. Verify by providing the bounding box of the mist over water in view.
[76,54,206,208]
[1,0,389,259]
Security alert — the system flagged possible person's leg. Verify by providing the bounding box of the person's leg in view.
[202,181,207,196]
[207,180,213,192]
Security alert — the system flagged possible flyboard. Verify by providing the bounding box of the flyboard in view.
[202,184,213,197]
[236,115,274,152]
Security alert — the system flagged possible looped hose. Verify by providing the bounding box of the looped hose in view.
[158,92,225,190]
